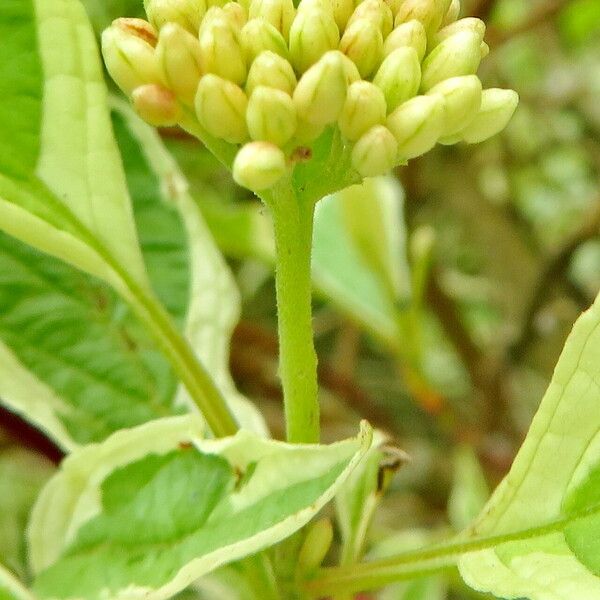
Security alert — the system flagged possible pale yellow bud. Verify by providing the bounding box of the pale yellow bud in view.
[384,0,405,17]
[223,2,248,28]
[434,17,485,45]
[233,141,287,190]
[351,125,398,176]
[332,0,355,31]
[247,86,298,145]
[293,50,348,126]
[132,84,181,125]
[249,0,296,39]
[339,19,383,78]
[199,16,247,84]
[427,74,481,135]
[442,0,460,26]
[144,0,206,32]
[420,30,482,91]
[289,8,340,73]
[195,74,248,142]
[347,0,393,37]
[383,20,427,60]
[480,41,489,58]
[240,18,289,63]
[298,0,334,14]
[246,51,297,96]
[460,88,519,143]
[156,23,203,105]
[298,519,334,574]
[339,80,387,140]
[394,0,449,39]
[340,53,361,83]
[373,47,421,112]
[386,94,445,159]
[102,19,160,95]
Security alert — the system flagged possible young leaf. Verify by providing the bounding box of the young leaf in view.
[28,417,372,600]
[458,293,600,599]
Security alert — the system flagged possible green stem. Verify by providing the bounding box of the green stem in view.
[304,499,600,597]
[125,278,238,438]
[262,180,320,444]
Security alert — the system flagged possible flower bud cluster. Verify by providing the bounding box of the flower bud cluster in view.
[103,0,518,192]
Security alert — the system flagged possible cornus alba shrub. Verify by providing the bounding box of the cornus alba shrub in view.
[102,0,518,191]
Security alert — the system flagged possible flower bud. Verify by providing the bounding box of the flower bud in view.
[102,19,160,95]
[442,0,460,26]
[420,30,482,92]
[386,94,445,159]
[240,18,289,63]
[233,141,287,190]
[156,23,203,105]
[351,125,398,176]
[293,50,348,126]
[223,2,248,28]
[195,74,248,142]
[249,0,295,39]
[347,0,393,37]
[394,0,450,39]
[246,51,297,96]
[298,519,334,574]
[339,80,386,140]
[332,0,355,30]
[383,20,427,60]
[434,17,485,45]
[132,84,181,125]
[427,74,481,136]
[289,8,340,73]
[247,86,297,145]
[340,53,361,84]
[339,19,383,78]
[384,0,405,17]
[459,88,518,143]
[199,17,247,84]
[144,0,206,32]
[373,47,421,112]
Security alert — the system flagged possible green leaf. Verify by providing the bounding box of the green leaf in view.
[312,190,397,342]
[29,417,372,600]
[0,564,36,600]
[0,234,179,448]
[337,178,411,304]
[111,102,268,436]
[0,444,54,579]
[458,293,600,599]
[0,0,149,292]
[447,447,489,532]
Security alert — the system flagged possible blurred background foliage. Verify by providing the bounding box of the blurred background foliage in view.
[1,0,599,598]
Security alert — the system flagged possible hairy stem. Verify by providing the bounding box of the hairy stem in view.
[262,181,320,443]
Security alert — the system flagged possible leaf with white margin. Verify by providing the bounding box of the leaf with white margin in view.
[112,102,268,436]
[0,564,36,600]
[29,417,372,599]
[458,292,600,600]
[0,0,148,295]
